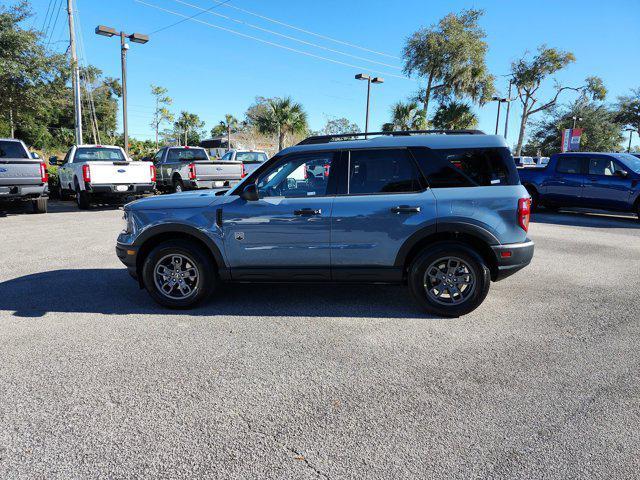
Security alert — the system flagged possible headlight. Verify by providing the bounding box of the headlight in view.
[122,211,134,234]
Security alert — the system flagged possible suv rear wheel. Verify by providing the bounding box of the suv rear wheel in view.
[142,239,217,308]
[408,243,490,317]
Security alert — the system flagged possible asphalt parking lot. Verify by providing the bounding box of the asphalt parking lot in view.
[1,200,639,479]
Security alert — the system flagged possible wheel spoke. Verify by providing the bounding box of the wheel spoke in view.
[154,253,200,300]
[424,256,476,307]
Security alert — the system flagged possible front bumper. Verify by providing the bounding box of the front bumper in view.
[0,184,48,200]
[86,183,155,195]
[116,243,138,280]
[491,239,534,281]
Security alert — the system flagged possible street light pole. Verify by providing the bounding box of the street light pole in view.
[572,116,583,129]
[626,128,635,152]
[503,79,512,139]
[355,73,383,138]
[95,25,149,156]
[67,0,82,145]
[492,97,508,135]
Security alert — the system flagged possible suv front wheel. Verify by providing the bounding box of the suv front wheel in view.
[408,243,490,317]
[142,239,217,308]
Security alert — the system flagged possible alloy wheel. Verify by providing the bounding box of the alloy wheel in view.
[423,256,476,305]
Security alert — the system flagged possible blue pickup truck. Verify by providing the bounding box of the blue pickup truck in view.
[518,152,640,217]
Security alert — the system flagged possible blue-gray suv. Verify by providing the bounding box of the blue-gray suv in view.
[116,130,534,317]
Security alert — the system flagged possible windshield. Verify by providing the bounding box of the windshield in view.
[0,141,29,159]
[75,147,125,162]
[237,152,267,163]
[612,153,640,173]
[167,148,209,161]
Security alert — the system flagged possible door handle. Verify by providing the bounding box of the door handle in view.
[391,205,421,214]
[294,208,321,216]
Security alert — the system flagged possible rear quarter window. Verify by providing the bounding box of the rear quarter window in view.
[410,147,519,188]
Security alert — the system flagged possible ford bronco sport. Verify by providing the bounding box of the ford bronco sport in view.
[116,130,534,317]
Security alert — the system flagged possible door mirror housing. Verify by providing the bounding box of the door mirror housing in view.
[240,183,259,201]
[31,152,40,160]
[615,169,629,178]
[48,156,58,166]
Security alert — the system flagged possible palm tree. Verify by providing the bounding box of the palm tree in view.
[381,101,427,132]
[214,114,238,150]
[254,97,308,151]
[431,101,478,130]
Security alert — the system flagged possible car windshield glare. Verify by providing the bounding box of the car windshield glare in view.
[75,147,125,161]
[237,152,267,163]
[613,153,640,173]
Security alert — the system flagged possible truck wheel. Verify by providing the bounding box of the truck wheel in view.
[408,243,490,318]
[57,183,69,201]
[76,188,90,209]
[31,198,48,214]
[142,239,218,308]
[173,178,184,193]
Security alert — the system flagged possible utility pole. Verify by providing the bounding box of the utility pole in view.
[67,0,83,145]
[492,97,508,135]
[503,79,512,139]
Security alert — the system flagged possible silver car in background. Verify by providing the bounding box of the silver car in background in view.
[220,149,268,177]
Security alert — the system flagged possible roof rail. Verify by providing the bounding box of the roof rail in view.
[297,129,486,146]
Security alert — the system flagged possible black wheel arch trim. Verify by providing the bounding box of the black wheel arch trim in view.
[394,222,500,268]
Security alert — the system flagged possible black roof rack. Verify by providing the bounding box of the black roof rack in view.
[297,129,485,146]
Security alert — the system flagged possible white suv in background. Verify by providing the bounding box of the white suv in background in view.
[220,149,268,177]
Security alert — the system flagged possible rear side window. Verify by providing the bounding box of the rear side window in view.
[410,147,519,188]
[167,148,209,161]
[0,141,28,158]
[556,157,582,174]
[348,149,424,194]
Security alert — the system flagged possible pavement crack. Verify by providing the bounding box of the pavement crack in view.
[236,413,330,479]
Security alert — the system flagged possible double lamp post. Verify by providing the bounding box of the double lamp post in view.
[95,25,149,155]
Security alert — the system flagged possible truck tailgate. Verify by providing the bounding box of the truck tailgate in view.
[88,161,153,184]
[0,159,42,186]
[194,161,242,181]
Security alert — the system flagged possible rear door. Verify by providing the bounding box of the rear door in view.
[543,154,586,206]
[582,155,634,210]
[223,151,337,280]
[329,148,436,281]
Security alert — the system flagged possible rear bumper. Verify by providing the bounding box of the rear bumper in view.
[491,240,534,281]
[0,184,48,200]
[86,183,155,195]
[190,179,240,189]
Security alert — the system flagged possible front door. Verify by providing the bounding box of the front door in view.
[222,151,337,281]
[582,155,634,210]
[330,148,437,281]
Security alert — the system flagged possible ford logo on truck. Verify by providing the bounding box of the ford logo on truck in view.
[117,169,126,173]
[0,168,7,173]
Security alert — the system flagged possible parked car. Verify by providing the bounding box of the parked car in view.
[117,130,534,317]
[513,156,536,168]
[153,146,243,193]
[220,149,269,177]
[54,144,155,209]
[0,138,48,213]
[518,152,640,216]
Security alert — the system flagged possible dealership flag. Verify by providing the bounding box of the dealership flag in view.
[561,128,583,152]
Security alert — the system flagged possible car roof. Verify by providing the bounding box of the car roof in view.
[280,134,507,155]
[0,138,23,142]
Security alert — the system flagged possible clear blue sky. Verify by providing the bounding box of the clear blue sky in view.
[31,0,640,148]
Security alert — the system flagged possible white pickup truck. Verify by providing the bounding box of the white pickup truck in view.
[55,145,155,209]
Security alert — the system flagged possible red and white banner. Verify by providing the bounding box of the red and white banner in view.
[561,128,583,152]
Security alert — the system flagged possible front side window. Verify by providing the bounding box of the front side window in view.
[348,149,423,194]
[556,157,582,174]
[153,150,164,164]
[167,148,209,162]
[256,153,335,198]
[588,157,617,176]
[74,147,125,162]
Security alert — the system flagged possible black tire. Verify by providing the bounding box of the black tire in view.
[142,239,218,308]
[31,197,48,214]
[408,243,491,318]
[76,188,90,209]
[173,178,184,193]
[58,183,70,201]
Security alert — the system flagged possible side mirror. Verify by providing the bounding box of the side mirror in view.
[615,169,629,178]
[240,183,259,201]
[31,152,40,159]
[49,156,58,166]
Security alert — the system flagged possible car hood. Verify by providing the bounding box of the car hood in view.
[125,189,234,211]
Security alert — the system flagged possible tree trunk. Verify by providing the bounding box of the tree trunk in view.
[515,111,528,156]
[155,127,158,149]
[227,125,231,151]
[423,73,433,117]
[277,124,284,151]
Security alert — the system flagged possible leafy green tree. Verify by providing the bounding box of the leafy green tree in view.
[150,84,173,148]
[211,114,238,149]
[511,46,607,155]
[173,111,205,146]
[402,9,494,115]
[615,88,640,136]
[253,97,308,151]
[523,100,623,156]
[320,117,360,135]
[0,1,66,140]
[431,101,478,130]
[381,101,427,132]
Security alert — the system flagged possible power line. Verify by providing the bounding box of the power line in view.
[42,0,62,45]
[135,0,412,81]
[45,1,64,49]
[149,0,231,35]
[170,0,401,70]
[219,1,400,60]
[40,0,54,33]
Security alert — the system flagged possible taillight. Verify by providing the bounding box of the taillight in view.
[241,163,246,178]
[150,165,156,182]
[518,197,531,232]
[324,164,330,177]
[188,163,196,180]
[40,162,48,183]
[82,164,91,183]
